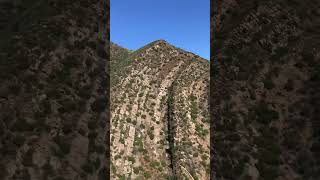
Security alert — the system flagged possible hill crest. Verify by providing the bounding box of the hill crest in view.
[111,39,209,62]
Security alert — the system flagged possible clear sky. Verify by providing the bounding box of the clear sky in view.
[110,0,210,60]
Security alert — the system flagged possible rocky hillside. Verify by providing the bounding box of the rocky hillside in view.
[110,40,210,179]
[211,0,320,180]
[0,0,109,180]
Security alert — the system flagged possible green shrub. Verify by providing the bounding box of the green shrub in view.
[263,77,275,90]
[143,172,151,178]
[40,99,52,114]
[255,102,279,124]
[98,167,109,179]
[43,161,54,177]
[190,96,198,121]
[201,154,208,161]
[147,129,154,140]
[284,79,294,91]
[133,167,140,174]
[114,154,121,160]
[12,118,33,132]
[97,44,107,58]
[82,162,95,174]
[58,99,78,113]
[54,136,71,155]
[150,161,160,168]
[310,141,320,153]
[134,136,144,151]
[128,156,135,164]
[273,46,288,60]
[140,124,145,129]
[302,50,315,65]
[22,148,34,166]
[144,155,150,162]
[13,134,26,146]
[62,55,81,69]
[91,97,107,112]
[9,83,21,95]
[195,124,209,138]
[88,119,97,130]
[132,120,137,125]
[78,85,92,99]
[256,161,279,180]
[96,145,105,154]
[46,88,62,99]
[49,68,70,84]
[54,177,67,180]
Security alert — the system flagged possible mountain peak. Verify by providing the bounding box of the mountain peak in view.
[149,39,172,48]
[152,39,169,44]
[111,39,208,62]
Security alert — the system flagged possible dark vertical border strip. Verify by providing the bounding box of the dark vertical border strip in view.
[210,0,216,179]
[98,0,110,180]
[105,0,111,179]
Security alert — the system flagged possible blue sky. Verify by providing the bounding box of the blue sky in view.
[110,0,210,60]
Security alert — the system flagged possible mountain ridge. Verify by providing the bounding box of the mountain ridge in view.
[112,39,209,62]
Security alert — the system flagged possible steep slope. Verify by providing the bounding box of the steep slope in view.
[110,42,132,86]
[111,40,210,179]
[211,0,320,180]
[0,1,109,180]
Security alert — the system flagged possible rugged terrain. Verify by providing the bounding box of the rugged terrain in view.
[0,0,109,180]
[211,0,320,180]
[110,40,210,179]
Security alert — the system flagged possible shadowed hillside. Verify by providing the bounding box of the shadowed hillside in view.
[211,0,320,179]
[0,0,109,179]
